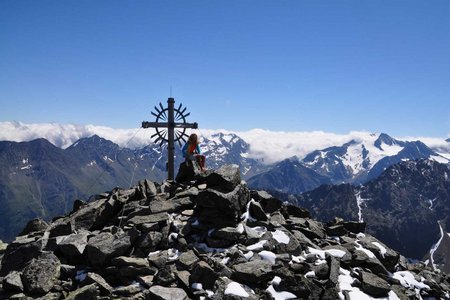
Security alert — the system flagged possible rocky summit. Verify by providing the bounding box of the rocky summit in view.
[0,165,449,299]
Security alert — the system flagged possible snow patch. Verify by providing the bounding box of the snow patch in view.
[429,222,444,271]
[272,230,290,244]
[266,276,297,300]
[371,242,387,258]
[246,240,267,251]
[258,250,276,264]
[308,247,346,259]
[355,191,369,223]
[224,282,249,298]
[392,271,430,290]
[354,241,376,259]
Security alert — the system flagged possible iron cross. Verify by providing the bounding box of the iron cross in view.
[142,97,198,180]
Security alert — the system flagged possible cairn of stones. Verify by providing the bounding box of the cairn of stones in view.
[0,164,449,299]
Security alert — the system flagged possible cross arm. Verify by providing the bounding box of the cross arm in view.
[142,121,198,129]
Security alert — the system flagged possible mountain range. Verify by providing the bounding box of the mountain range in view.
[275,159,450,270]
[1,130,450,270]
[0,132,262,242]
[248,133,449,193]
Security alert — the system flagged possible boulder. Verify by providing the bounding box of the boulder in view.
[195,184,250,227]
[358,234,399,271]
[65,283,99,300]
[190,261,218,290]
[81,272,113,296]
[360,271,391,297]
[205,164,241,192]
[232,260,273,284]
[147,285,188,300]
[150,196,194,214]
[56,231,89,258]
[248,200,268,221]
[2,271,24,292]
[0,238,43,276]
[177,250,199,271]
[251,190,283,214]
[21,252,61,294]
[85,230,134,266]
[18,219,49,237]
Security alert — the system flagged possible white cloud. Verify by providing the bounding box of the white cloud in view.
[1,121,449,164]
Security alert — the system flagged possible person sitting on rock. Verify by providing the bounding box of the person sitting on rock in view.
[182,133,206,171]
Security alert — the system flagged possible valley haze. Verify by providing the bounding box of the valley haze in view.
[1,121,450,164]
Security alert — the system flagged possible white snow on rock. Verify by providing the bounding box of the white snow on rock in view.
[243,251,254,260]
[246,240,267,251]
[224,282,250,298]
[266,276,297,300]
[241,199,258,222]
[191,283,203,290]
[272,229,290,244]
[354,241,376,259]
[371,241,387,258]
[258,250,277,264]
[266,285,297,300]
[429,222,444,271]
[308,247,346,259]
[392,271,430,290]
[338,268,401,300]
[248,226,267,238]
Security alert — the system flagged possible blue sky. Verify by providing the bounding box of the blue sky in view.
[1,1,449,137]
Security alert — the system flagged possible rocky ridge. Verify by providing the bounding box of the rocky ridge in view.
[0,165,449,299]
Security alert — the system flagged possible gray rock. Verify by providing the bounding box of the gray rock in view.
[82,272,112,296]
[71,197,122,231]
[206,164,241,192]
[249,200,268,221]
[212,276,259,300]
[328,256,340,286]
[0,238,43,276]
[323,245,352,263]
[154,265,176,286]
[111,256,150,268]
[147,285,188,300]
[343,221,366,234]
[358,235,399,271]
[56,231,89,257]
[360,271,391,297]
[326,224,347,236]
[136,231,163,254]
[119,265,158,278]
[138,274,155,288]
[272,228,302,255]
[284,204,310,218]
[195,184,250,227]
[211,226,243,241]
[65,283,99,300]
[22,252,61,294]
[269,212,287,226]
[251,190,283,214]
[174,270,190,290]
[150,197,194,213]
[177,250,199,271]
[190,261,218,290]
[127,212,169,226]
[49,218,74,238]
[232,260,273,284]
[0,239,7,253]
[85,230,134,266]
[3,271,24,292]
[113,283,143,297]
[18,219,49,237]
